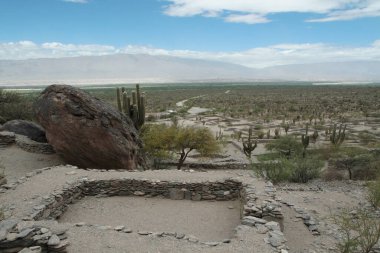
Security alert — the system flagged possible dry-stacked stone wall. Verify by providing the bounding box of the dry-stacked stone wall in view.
[1,175,289,252]
[0,219,69,253]
[27,178,243,221]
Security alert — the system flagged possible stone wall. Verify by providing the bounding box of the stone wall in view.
[0,219,69,253]
[27,178,243,221]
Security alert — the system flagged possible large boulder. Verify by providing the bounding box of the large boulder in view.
[0,120,47,143]
[34,84,146,170]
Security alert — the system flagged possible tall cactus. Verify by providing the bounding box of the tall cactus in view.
[242,127,257,158]
[116,84,146,130]
[330,123,346,147]
[301,124,310,158]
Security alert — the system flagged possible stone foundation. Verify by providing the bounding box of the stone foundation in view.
[27,178,243,221]
[1,173,288,252]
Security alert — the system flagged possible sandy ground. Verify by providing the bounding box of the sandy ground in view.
[59,196,241,241]
[0,145,63,182]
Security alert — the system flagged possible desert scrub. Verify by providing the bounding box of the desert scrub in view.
[252,157,293,184]
[367,179,380,208]
[253,156,323,184]
[332,207,380,253]
[289,157,323,183]
[265,135,303,159]
[0,89,36,123]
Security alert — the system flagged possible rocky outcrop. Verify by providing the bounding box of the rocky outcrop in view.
[1,120,47,143]
[34,84,146,170]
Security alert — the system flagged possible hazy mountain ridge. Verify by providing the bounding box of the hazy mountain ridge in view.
[0,54,379,85]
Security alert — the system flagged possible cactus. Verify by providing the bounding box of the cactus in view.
[274,128,280,139]
[242,127,257,158]
[311,130,319,143]
[266,129,270,139]
[330,124,346,147]
[283,122,290,135]
[301,124,310,158]
[216,127,223,140]
[116,84,146,130]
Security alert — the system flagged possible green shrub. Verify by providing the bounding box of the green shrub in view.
[252,157,293,184]
[289,157,323,183]
[0,89,35,122]
[265,135,303,158]
[253,156,323,184]
[333,208,380,253]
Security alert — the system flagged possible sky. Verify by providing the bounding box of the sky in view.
[0,0,380,68]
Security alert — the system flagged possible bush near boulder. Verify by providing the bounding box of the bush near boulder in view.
[141,124,220,170]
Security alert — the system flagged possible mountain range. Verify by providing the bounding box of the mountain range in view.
[0,54,379,85]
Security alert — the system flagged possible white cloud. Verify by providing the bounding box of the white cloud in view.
[163,0,380,24]
[1,40,380,68]
[308,0,380,22]
[62,0,88,3]
[225,14,270,24]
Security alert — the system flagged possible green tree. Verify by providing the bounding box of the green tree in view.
[141,124,220,170]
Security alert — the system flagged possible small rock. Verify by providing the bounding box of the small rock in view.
[256,224,269,234]
[40,228,49,234]
[122,228,133,233]
[6,232,18,241]
[175,233,185,239]
[18,248,33,253]
[114,226,125,231]
[187,235,199,243]
[138,231,150,235]
[17,228,34,238]
[0,229,7,241]
[29,246,42,252]
[48,234,60,246]
[75,222,86,227]
[133,191,145,196]
[265,221,281,231]
[205,242,219,246]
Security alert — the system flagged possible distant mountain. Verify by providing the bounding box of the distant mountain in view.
[256,61,380,82]
[0,54,379,85]
[0,54,257,85]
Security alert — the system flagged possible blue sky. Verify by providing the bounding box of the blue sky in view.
[0,0,380,67]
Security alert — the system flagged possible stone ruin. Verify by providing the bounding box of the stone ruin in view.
[0,175,290,252]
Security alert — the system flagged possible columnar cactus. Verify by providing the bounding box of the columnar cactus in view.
[330,124,346,146]
[242,127,257,158]
[301,124,310,158]
[116,84,146,130]
[216,127,223,140]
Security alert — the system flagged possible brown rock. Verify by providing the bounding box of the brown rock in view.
[34,84,146,170]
